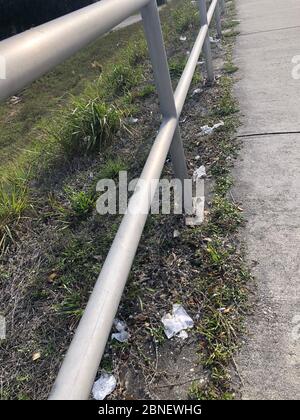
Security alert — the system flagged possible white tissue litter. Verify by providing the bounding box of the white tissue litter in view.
[199,121,224,136]
[177,330,189,340]
[162,304,194,339]
[111,319,129,343]
[125,117,139,125]
[180,36,187,41]
[192,88,203,97]
[209,36,220,44]
[10,95,22,105]
[92,373,117,400]
[193,165,206,182]
[173,229,180,238]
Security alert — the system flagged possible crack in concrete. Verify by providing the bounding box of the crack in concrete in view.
[238,131,300,138]
[240,24,300,37]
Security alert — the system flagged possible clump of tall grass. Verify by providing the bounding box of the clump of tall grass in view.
[50,97,125,156]
[101,63,142,98]
[0,169,30,252]
[64,187,95,218]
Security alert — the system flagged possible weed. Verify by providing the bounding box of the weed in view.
[65,188,95,218]
[147,325,165,344]
[51,97,125,156]
[224,30,240,38]
[0,172,30,252]
[223,20,240,30]
[98,158,128,180]
[125,39,148,66]
[54,288,84,318]
[189,381,234,400]
[103,64,141,97]
[169,56,186,79]
[171,3,198,34]
[137,84,156,98]
[223,62,239,74]
[210,196,243,233]
[214,96,238,117]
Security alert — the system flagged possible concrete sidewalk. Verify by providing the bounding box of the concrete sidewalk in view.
[232,0,300,399]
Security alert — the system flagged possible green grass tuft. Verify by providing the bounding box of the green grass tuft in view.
[99,158,128,180]
[50,97,125,156]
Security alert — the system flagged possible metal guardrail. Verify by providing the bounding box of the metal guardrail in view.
[0,0,225,400]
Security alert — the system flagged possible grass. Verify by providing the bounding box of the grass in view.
[98,158,128,180]
[66,188,95,218]
[51,97,126,157]
[137,84,156,98]
[0,1,161,249]
[0,19,149,248]
[0,25,147,168]
[0,0,199,243]
[170,1,199,34]
[223,61,239,74]
[169,56,187,79]
[102,64,142,98]
[0,37,144,247]
[213,76,239,117]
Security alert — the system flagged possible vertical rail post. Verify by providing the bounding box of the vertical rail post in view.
[198,0,214,83]
[141,0,192,213]
[220,0,226,14]
[215,1,222,39]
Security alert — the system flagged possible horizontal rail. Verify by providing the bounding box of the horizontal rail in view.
[0,0,223,400]
[50,116,178,400]
[208,0,219,24]
[175,24,208,115]
[0,0,150,101]
[49,0,220,400]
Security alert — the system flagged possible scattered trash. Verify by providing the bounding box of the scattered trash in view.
[178,330,188,340]
[209,36,220,44]
[180,116,188,124]
[193,165,206,182]
[186,164,206,226]
[9,96,21,105]
[125,117,139,125]
[92,373,117,400]
[111,319,129,343]
[32,352,41,361]
[197,60,204,66]
[192,88,203,97]
[195,155,200,161]
[173,229,180,238]
[223,29,234,35]
[199,121,224,136]
[186,195,205,226]
[180,36,187,41]
[162,304,194,339]
[218,307,231,314]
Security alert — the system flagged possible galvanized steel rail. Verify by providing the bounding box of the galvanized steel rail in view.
[0,0,225,400]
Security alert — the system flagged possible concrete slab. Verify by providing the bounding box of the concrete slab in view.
[237,0,300,34]
[234,1,300,134]
[233,0,300,400]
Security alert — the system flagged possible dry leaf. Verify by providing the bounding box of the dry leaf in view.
[48,272,58,282]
